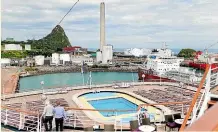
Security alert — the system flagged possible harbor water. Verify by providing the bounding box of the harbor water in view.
[19,72,138,92]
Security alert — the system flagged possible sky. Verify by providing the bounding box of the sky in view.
[2,0,218,49]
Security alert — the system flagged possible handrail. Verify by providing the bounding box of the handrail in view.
[1,106,39,115]
[2,101,191,115]
[208,100,217,105]
[179,64,211,131]
[137,101,191,111]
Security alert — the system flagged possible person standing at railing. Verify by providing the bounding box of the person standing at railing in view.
[53,101,66,131]
[43,101,54,131]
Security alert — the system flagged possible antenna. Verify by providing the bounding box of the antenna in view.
[162,42,168,49]
[203,42,218,63]
[204,42,218,54]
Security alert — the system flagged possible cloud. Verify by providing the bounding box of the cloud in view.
[2,0,218,49]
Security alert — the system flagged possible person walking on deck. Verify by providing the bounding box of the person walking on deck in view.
[54,101,66,131]
[43,101,54,131]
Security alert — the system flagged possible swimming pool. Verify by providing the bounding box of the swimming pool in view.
[79,91,163,122]
[88,97,137,117]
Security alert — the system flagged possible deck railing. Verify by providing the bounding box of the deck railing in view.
[3,98,213,132]
[180,64,211,131]
[1,106,41,131]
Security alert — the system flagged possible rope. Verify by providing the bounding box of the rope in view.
[57,0,80,25]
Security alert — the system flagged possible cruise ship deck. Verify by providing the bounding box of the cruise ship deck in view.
[1,65,218,131]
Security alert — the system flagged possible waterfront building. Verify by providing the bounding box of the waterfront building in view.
[44,57,51,66]
[96,45,113,64]
[25,44,31,50]
[51,53,72,66]
[60,54,71,65]
[51,53,60,66]
[4,44,22,51]
[96,51,102,63]
[63,46,87,55]
[1,58,11,67]
[35,55,45,66]
[102,45,113,64]
[26,57,35,67]
[71,55,93,66]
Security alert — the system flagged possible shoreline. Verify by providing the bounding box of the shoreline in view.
[1,67,19,95]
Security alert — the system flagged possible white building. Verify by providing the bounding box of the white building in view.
[96,45,113,64]
[60,54,71,65]
[71,56,94,66]
[51,53,60,65]
[4,44,22,51]
[1,58,11,66]
[102,45,113,64]
[35,55,45,66]
[25,44,31,50]
[96,51,102,63]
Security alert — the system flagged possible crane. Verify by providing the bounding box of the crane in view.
[203,42,218,55]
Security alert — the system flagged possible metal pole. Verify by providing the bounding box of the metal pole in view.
[82,71,85,85]
[89,71,92,89]
[41,81,44,94]
[160,74,162,86]
[131,67,135,86]
[81,63,85,85]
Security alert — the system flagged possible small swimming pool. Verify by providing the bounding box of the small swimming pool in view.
[79,91,162,122]
[88,97,137,117]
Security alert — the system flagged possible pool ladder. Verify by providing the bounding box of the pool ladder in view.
[106,111,116,117]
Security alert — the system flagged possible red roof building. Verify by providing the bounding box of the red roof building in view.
[63,46,87,55]
[63,46,81,52]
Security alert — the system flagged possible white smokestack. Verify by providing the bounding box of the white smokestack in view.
[100,2,105,51]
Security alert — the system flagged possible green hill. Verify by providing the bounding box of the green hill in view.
[178,48,196,58]
[33,25,71,51]
[1,25,71,58]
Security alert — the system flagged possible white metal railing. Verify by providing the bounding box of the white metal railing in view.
[210,70,218,88]
[62,107,169,131]
[1,107,41,131]
[63,109,137,131]
[190,64,218,124]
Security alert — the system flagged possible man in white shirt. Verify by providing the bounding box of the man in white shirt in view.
[43,100,54,131]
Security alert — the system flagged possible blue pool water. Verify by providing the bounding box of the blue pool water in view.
[82,92,116,99]
[88,97,137,117]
